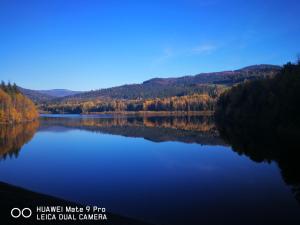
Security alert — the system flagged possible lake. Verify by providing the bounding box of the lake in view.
[0,115,299,225]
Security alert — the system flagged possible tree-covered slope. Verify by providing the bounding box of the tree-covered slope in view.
[60,64,281,101]
[0,82,39,123]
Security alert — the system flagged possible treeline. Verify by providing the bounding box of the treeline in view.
[40,93,217,114]
[215,61,300,147]
[0,82,39,123]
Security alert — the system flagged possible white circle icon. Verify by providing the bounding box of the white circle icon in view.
[11,208,32,218]
[11,208,21,218]
[22,208,32,218]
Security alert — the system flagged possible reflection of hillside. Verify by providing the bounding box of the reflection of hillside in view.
[39,116,225,145]
[216,118,300,204]
[0,121,39,160]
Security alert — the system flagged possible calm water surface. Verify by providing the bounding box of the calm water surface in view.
[0,115,299,225]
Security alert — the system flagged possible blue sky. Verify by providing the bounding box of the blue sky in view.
[0,0,300,91]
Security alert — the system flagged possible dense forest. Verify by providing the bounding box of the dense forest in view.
[40,93,218,114]
[215,61,300,143]
[0,82,39,124]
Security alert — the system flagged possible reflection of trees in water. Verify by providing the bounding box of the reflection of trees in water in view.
[42,115,216,132]
[40,116,224,145]
[0,121,39,160]
[216,117,300,204]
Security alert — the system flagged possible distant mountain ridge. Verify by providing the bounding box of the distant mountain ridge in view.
[19,87,82,103]
[37,89,82,97]
[19,64,282,103]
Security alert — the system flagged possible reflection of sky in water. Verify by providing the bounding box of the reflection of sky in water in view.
[0,127,300,225]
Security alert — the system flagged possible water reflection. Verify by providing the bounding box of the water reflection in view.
[1,115,299,204]
[39,115,224,145]
[0,116,224,162]
[216,116,300,203]
[0,121,39,160]
[0,115,299,224]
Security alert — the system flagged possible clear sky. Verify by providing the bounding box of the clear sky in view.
[0,0,300,91]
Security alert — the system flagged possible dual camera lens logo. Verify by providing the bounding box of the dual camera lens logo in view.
[11,208,32,218]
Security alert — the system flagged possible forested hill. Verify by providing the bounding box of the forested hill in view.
[58,64,281,101]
